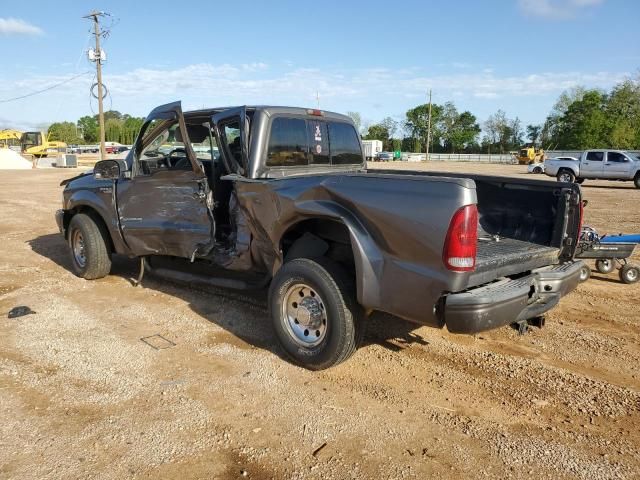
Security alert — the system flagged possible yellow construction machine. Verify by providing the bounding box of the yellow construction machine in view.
[0,129,23,149]
[0,129,66,157]
[513,146,545,165]
[21,131,67,157]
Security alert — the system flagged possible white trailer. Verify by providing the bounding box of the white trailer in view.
[361,140,383,160]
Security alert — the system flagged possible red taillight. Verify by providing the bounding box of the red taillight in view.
[443,204,478,272]
[307,109,324,116]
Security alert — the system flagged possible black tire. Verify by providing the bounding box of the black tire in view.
[634,174,640,189]
[579,265,591,282]
[575,178,585,184]
[619,264,639,284]
[67,213,112,280]
[595,259,614,274]
[533,167,542,174]
[557,169,575,183]
[269,257,364,370]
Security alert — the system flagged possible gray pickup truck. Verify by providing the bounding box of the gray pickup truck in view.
[544,150,640,188]
[56,102,585,369]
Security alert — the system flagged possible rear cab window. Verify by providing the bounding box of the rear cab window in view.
[586,151,604,161]
[266,115,362,168]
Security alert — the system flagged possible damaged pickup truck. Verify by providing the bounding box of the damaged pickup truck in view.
[56,102,585,369]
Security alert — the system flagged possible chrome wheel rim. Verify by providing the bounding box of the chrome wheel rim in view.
[580,267,589,281]
[599,260,612,272]
[71,229,86,268]
[281,283,327,347]
[560,173,572,182]
[626,269,638,282]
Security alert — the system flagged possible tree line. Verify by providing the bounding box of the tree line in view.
[47,111,145,145]
[350,76,640,153]
[46,76,639,152]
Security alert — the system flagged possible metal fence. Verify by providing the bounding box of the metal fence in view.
[427,153,514,163]
[397,150,640,164]
[546,150,640,158]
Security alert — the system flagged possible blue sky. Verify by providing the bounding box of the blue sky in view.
[1,0,638,134]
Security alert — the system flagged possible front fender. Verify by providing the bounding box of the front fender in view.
[65,187,128,254]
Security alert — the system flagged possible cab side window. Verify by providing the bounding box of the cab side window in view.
[328,122,362,165]
[137,122,182,176]
[586,151,604,161]
[607,152,627,163]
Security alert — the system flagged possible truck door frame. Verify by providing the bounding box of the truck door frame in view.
[117,101,215,259]
[581,151,605,178]
[211,107,249,176]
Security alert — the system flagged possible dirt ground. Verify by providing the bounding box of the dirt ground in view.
[0,163,638,480]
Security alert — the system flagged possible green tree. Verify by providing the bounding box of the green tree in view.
[554,90,607,149]
[102,110,123,122]
[363,124,390,150]
[47,122,82,144]
[105,118,123,142]
[77,116,98,143]
[405,103,443,153]
[121,116,145,145]
[526,124,542,146]
[438,103,480,153]
[606,79,640,149]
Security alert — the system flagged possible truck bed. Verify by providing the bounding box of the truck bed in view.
[471,236,560,287]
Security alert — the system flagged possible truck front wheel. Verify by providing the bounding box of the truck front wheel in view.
[67,213,112,280]
[634,174,640,189]
[269,257,364,370]
[557,170,575,183]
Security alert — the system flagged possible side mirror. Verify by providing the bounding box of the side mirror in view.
[94,159,121,180]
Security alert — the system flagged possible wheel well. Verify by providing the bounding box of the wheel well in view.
[65,206,114,253]
[280,219,356,280]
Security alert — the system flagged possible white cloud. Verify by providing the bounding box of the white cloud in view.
[0,62,630,125]
[0,17,43,36]
[518,0,604,19]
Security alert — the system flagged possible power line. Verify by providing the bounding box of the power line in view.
[0,71,91,104]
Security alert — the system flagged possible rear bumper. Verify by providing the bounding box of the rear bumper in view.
[443,260,584,334]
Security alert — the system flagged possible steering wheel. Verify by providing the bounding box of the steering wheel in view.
[166,147,187,168]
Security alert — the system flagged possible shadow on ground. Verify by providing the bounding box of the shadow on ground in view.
[27,233,138,281]
[28,233,432,365]
[582,184,635,190]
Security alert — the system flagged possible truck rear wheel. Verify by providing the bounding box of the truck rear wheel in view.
[269,257,364,370]
[67,213,112,280]
[557,170,575,183]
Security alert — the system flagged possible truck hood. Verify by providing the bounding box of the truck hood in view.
[60,169,94,186]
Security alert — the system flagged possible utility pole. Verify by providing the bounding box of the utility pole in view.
[84,11,107,160]
[426,89,432,161]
